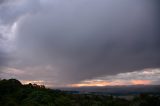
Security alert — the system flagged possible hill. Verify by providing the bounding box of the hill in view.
[0,79,160,106]
[61,85,160,95]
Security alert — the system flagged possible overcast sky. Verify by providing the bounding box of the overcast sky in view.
[0,0,160,87]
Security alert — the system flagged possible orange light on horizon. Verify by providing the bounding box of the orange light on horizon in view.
[69,80,128,87]
[69,79,152,87]
[21,80,45,85]
[131,80,151,85]
[69,81,111,87]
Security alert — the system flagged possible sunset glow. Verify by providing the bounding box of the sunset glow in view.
[69,81,111,87]
[70,80,152,87]
[0,1,160,105]
[21,80,45,85]
[0,0,160,88]
[131,80,151,85]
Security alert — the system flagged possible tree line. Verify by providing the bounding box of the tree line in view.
[0,79,160,106]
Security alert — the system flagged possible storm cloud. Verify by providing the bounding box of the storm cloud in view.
[0,27,9,69]
[0,0,160,86]
[0,48,8,69]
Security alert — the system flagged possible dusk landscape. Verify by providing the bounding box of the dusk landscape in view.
[0,0,160,106]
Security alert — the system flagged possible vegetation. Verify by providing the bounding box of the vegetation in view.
[0,79,160,106]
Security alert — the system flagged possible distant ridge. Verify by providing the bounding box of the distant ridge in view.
[60,85,160,95]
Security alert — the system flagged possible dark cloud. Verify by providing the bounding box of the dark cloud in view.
[0,51,8,67]
[0,0,159,86]
[0,0,40,25]
[0,0,40,72]
[0,0,4,4]
[12,0,160,84]
[0,40,9,71]
[0,0,8,5]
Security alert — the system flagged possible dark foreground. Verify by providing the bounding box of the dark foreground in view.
[0,79,160,106]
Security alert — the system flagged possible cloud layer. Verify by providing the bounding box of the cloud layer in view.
[0,0,160,87]
[70,68,160,87]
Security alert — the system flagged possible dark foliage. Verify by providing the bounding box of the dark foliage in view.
[0,79,160,106]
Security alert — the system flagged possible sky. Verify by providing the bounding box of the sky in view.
[0,0,160,88]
